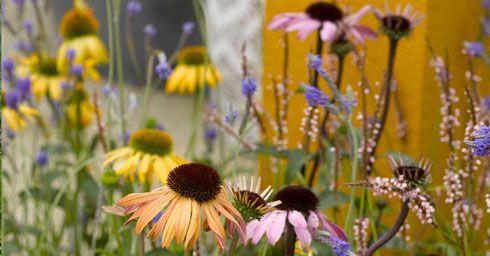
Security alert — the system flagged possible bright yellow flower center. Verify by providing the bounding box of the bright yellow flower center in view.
[178,46,207,66]
[129,129,173,156]
[60,8,99,39]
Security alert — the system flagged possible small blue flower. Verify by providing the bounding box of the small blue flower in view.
[205,127,218,142]
[143,24,157,37]
[483,96,490,113]
[7,130,16,139]
[155,62,172,79]
[241,76,258,97]
[12,0,25,6]
[151,212,163,225]
[340,94,357,114]
[182,21,196,34]
[14,40,34,53]
[16,77,31,101]
[5,90,20,109]
[328,237,353,256]
[482,18,490,37]
[308,53,323,70]
[36,150,49,166]
[23,21,33,34]
[466,126,490,157]
[61,81,72,90]
[70,64,83,78]
[2,58,15,74]
[463,41,485,57]
[482,0,490,9]
[302,84,328,107]
[126,0,142,16]
[224,111,238,124]
[66,48,76,62]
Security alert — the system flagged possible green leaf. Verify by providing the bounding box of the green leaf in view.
[285,150,308,184]
[318,190,349,209]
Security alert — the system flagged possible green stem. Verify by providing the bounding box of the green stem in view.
[140,53,157,126]
[344,119,359,238]
[284,221,296,256]
[113,0,127,141]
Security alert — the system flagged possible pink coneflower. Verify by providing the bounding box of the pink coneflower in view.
[373,2,423,40]
[268,2,376,45]
[248,186,346,250]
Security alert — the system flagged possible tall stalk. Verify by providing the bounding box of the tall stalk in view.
[365,200,409,256]
[112,0,127,142]
[366,38,399,174]
[284,221,296,256]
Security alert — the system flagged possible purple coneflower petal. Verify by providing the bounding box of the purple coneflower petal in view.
[287,210,307,229]
[252,211,277,244]
[266,210,287,245]
[296,21,321,41]
[352,25,377,40]
[320,22,337,42]
[246,219,259,241]
[294,225,312,247]
[345,5,371,25]
[307,211,319,230]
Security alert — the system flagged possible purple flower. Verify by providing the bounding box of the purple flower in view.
[13,40,34,53]
[482,18,490,37]
[70,64,83,77]
[340,94,357,114]
[143,24,157,37]
[61,81,72,90]
[326,236,353,256]
[224,111,238,124]
[182,21,196,34]
[23,21,33,34]
[463,41,485,57]
[126,0,142,16]
[205,127,217,141]
[16,77,31,101]
[466,126,490,156]
[308,53,323,70]
[482,0,490,9]
[5,90,20,109]
[2,58,15,74]
[7,130,16,139]
[36,150,49,166]
[66,48,76,62]
[482,96,490,112]
[241,76,258,97]
[12,0,25,5]
[302,84,328,107]
[155,62,172,79]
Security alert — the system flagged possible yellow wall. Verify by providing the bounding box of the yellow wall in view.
[262,0,489,253]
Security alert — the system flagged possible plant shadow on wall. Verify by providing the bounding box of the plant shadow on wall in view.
[1,0,489,256]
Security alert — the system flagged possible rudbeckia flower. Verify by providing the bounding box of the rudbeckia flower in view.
[165,45,222,94]
[2,90,38,132]
[104,163,246,251]
[65,86,96,128]
[268,2,376,44]
[16,55,65,101]
[248,186,346,248]
[56,1,107,81]
[103,129,187,184]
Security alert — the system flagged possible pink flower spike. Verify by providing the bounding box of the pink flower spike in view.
[266,210,287,245]
[288,210,308,229]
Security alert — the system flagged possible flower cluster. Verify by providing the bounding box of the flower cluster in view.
[353,217,369,255]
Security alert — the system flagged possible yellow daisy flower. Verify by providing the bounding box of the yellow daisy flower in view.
[3,104,38,132]
[104,163,246,251]
[165,45,222,94]
[56,1,107,81]
[16,55,64,101]
[103,129,187,184]
[65,86,96,128]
